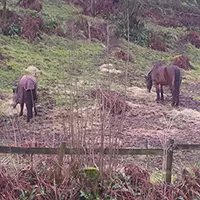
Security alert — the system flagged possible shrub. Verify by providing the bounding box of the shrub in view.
[115,0,148,45]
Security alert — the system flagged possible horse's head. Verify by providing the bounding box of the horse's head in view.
[145,71,152,92]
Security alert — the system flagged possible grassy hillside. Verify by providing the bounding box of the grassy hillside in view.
[0,0,105,99]
[1,0,200,107]
[1,0,200,95]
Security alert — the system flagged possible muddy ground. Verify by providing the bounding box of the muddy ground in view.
[0,81,200,173]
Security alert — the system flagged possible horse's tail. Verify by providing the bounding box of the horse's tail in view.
[173,67,181,97]
[26,90,34,121]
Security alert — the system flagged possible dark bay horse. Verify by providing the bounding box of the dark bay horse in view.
[13,75,37,122]
[145,62,182,106]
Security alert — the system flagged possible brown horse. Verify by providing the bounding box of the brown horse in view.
[12,75,38,122]
[145,62,182,106]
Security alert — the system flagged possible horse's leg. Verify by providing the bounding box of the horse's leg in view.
[26,103,31,122]
[171,88,176,106]
[33,89,37,116]
[34,103,37,116]
[175,91,180,106]
[19,103,24,116]
[26,90,33,122]
[169,85,175,106]
[175,97,179,106]
[155,84,160,102]
[160,85,164,101]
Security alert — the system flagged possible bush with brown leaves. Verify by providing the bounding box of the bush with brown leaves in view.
[172,55,194,70]
[67,17,108,42]
[18,0,43,12]
[21,16,45,40]
[90,89,130,115]
[69,0,118,17]
[182,31,200,48]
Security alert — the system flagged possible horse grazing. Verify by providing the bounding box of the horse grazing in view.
[13,75,38,122]
[145,62,182,106]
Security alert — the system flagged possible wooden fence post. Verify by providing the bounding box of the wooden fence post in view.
[145,139,149,168]
[165,139,174,184]
[55,142,66,184]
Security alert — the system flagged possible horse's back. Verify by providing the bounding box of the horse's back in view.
[152,64,168,85]
[20,75,37,91]
[16,75,37,104]
[152,64,181,86]
[165,65,181,82]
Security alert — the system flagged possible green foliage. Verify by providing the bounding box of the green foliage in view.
[150,171,176,184]
[115,0,147,44]
[134,28,150,47]
[43,0,79,24]
[80,190,99,200]
[45,20,58,29]
[19,186,45,200]
[8,23,21,36]
[83,167,99,181]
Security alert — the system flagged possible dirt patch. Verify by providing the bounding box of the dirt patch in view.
[1,83,199,147]
[1,81,200,177]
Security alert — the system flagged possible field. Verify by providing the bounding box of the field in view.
[1,0,200,199]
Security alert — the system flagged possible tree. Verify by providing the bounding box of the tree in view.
[196,0,200,7]
[116,0,145,41]
[2,0,7,24]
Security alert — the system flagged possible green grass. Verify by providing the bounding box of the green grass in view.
[121,40,172,76]
[181,44,200,82]
[42,0,80,24]
[1,0,104,95]
[7,0,80,22]
[2,0,200,105]
[0,0,106,107]
[145,22,187,49]
[0,34,104,88]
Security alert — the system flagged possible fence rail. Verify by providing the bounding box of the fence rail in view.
[1,140,200,184]
[0,146,163,155]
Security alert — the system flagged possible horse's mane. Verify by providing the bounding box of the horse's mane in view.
[146,70,153,83]
[152,61,166,68]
